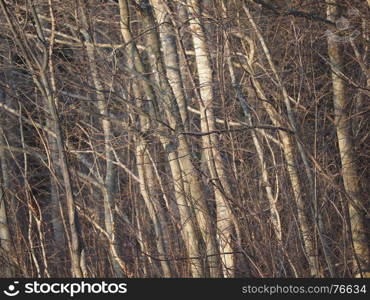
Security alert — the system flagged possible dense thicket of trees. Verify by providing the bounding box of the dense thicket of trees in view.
[0,0,369,278]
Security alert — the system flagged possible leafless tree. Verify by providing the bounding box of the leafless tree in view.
[0,0,368,278]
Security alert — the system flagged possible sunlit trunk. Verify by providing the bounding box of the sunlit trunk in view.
[118,0,207,277]
[187,0,236,277]
[327,1,370,278]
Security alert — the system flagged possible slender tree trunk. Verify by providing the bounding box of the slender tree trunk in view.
[223,29,282,244]
[242,3,320,277]
[42,79,84,277]
[136,134,174,277]
[0,0,85,277]
[40,77,84,277]
[151,0,189,128]
[327,1,370,278]
[119,0,224,277]
[0,105,14,277]
[42,1,66,261]
[77,0,126,276]
[139,0,224,277]
[238,1,337,274]
[187,0,236,277]
[133,75,175,277]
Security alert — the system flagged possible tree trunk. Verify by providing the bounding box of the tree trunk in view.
[327,1,370,278]
[118,0,206,277]
[136,135,174,277]
[0,0,85,277]
[187,0,237,277]
[77,0,126,276]
[138,0,223,277]
[0,95,15,277]
[150,0,189,128]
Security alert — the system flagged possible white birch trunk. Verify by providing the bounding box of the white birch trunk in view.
[327,1,370,278]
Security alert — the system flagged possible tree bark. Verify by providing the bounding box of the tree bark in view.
[187,0,237,277]
[327,1,370,278]
[77,0,126,277]
[0,95,15,277]
[118,0,207,277]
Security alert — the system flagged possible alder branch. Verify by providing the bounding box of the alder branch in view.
[249,0,336,26]
[179,125,294,136]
